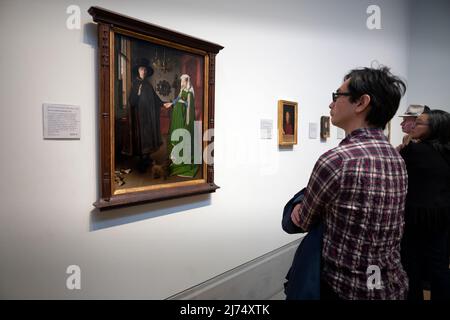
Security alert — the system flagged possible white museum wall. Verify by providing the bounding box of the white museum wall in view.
[0,0,411,298]
[407,0,450,112]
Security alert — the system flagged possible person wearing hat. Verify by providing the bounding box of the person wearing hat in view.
[399,109,450,300]
[128,58,171,173]
[396,104,430,151]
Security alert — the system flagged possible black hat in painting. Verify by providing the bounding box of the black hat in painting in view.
[133,58,154,78]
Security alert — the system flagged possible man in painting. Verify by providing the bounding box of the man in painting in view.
[283,110,294,135]
[289,66,408,299]
[129,58,171,173]
[164,74,199,178]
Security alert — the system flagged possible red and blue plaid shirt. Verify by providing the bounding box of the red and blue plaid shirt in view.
[298,128,408,300]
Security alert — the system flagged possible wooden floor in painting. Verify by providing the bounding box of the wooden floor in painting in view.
[115,159,202,189]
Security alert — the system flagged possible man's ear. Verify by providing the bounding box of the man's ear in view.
[355,94,371,114]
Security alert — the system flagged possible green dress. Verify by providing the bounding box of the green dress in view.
[168,89,199,177]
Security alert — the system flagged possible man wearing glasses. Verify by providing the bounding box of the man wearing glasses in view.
[290,67,408,299]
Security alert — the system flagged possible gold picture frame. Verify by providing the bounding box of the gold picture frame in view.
[320,116,331,140]
[89,7,223,210]
[278,100,298,146]
[384,121,391,142]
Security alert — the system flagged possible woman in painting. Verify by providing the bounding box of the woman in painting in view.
[164,74,199,178]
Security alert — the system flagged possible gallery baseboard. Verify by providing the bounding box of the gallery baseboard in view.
[166,237,304,300]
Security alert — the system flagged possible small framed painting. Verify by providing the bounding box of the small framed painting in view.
[320,116,331,140]
[278,100,298,146]
[384,121,391,142]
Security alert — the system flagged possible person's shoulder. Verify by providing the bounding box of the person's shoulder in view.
[316,147,344,170]
[325,141,357,159]
[320,146,342,159]
[401,141,437,164]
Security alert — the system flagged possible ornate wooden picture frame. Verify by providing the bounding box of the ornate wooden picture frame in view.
[320,116,331,140]
[278,100,298,146]
[89,7,223,209]
[384,121,391,142]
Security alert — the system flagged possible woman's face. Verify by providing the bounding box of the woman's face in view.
[181,77,188,89]
[410,113,430,140]
[285,112,290,123]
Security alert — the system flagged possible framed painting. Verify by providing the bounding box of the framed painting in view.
[320,116,330,140]
[383,121,391,142]
[89,7,223,209]
[278,100,298,146]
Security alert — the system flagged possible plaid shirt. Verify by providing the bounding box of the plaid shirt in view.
[298,128,408,300]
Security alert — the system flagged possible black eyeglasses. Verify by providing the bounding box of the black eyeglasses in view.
[332,92,352,102]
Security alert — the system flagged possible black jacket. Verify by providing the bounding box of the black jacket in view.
[282,188,323,300]
[400,141,450,230]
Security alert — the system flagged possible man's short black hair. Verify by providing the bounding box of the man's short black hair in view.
[344,66,406,129]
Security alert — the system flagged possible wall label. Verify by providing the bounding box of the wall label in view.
[43,103,80,139]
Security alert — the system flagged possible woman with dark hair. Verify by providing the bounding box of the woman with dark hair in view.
[400,109,450,300]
